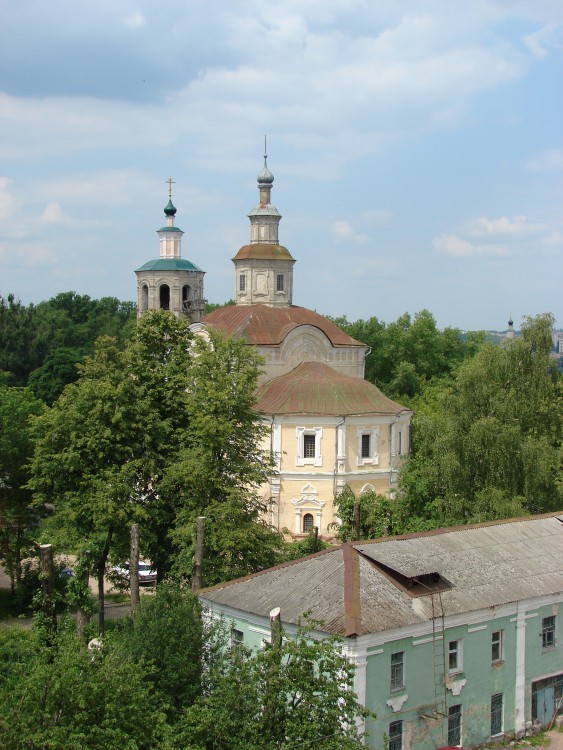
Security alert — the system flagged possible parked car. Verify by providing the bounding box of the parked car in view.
[112,560,157,585]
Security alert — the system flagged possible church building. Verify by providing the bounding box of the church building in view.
[196,154,412,538]
[135,158,412,538]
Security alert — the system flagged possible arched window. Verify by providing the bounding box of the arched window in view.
[159,284,170,311]
[141,285,148,311]
[302,513,314,533]
[182,284,191,312]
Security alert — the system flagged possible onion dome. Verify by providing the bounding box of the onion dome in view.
[164,199,177,217]
[257,158,274,185]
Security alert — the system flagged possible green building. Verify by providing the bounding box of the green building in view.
[200,512,563,749]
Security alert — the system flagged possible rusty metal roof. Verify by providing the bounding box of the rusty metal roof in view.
[255,361,407,416]
[202,304,366,348]
[200,513,563,637]
[233,243,294,261]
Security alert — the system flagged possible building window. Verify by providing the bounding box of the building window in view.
[302,513,314,533]
[542,616,556,650]
[159,284,170,311]
[296,427,322,467]
[357,428,379,466]
[492,630,503,663]
[239,274,246,292]
[491,693,503,736]
[231,628,244,648]
[388,720,403,750]
[448,640,462,673]
[448,705,462,746]
[390,651,404,692]
[276,273,284,292]
[303,434,316,458]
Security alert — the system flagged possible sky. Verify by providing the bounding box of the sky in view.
[1,0,562,331]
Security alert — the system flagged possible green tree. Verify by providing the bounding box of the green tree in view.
[399,313,563,527]
[0,377,44,592]
[330,309,483,403]
[165,330,283,585]
[0,624,168,750]
[175,619,371,750]
[30,312,282,617]
[333,486,404,541]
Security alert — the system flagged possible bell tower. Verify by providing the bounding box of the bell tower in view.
[232,141,295,307]
[135,179,206,321]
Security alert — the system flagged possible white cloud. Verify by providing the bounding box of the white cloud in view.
[123,11,146,31]
[332,220,368,243]
[523,23,563,58]
[464,215,544,237]
[0,177,15,221]
[433,233,509,257]
[39,202,66,224]
[526,149,563,172]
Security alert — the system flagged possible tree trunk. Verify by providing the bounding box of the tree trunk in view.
[192,516,206,591]
[39,543,57,632]
[76,550,90,640]
[353,499,361,541]
[130,523,140,612]
[97,529,113,634]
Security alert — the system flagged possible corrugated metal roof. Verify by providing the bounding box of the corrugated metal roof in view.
[200,513,563,636]
[202,304,366,348]
[255,361,407,416]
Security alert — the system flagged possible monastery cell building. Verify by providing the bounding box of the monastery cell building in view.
[136,160,412,538]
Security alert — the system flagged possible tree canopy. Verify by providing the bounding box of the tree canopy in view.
[0,292,136,403]
[29,311,282,612]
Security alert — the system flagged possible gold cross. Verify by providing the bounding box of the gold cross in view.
[166,177,175,199]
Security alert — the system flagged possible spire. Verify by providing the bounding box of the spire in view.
[507,314,515,340]
[248,139,281,245]
[157,178,183,259]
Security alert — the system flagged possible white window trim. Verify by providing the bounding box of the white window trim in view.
[357,427,379,466]
[448,639,463,674]
[491,630,504,663]
[296,427,323,467]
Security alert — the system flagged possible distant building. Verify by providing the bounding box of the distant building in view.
[201,512,563,749]
[193,154,412,537]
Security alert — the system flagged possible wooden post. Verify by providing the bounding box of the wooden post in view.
[313,525,319,552]
[39,544,57,632]
[130,523,140,612]
[192,516,206,591]
[353,499,361,541]
[269,606,282,649]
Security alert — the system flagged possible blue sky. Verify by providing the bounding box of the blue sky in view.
[1,0,561,330]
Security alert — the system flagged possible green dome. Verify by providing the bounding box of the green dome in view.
[164,199,177,217]
[135,258,203,273]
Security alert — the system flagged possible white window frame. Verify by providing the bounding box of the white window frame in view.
[276,273,284,292]
[357,427,379,466]
[390,651,405,692]
[448,639,463,674]
[296,427,323,467]
[542,615,556,650]
[491,630,503,663]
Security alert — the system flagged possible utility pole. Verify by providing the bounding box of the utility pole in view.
[192,516,206,591]
[130,523,140,612]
